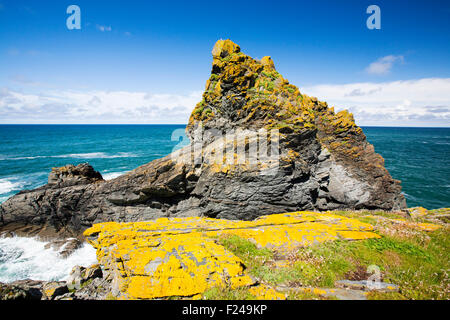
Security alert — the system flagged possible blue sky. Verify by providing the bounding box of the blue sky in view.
[0,0,449,125]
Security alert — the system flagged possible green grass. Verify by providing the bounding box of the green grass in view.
[286,87,295,94]
[209,74,219,81]
[218,234,272,261]
[194,106,204,115]
[363,237,432,262]
[261,70,280,80]
[367,291,407,300]
[212,216,449,300]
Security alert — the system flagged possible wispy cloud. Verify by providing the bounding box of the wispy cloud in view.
[0,89,201,124]
[1,78,449,126]
[301,78,450,126]
[365,55,404,75]
[96,25,112,32]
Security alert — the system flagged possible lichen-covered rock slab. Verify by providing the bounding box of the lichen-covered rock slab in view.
[84,211,380,299]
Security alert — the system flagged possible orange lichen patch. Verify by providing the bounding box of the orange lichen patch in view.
[332,110,357,130]
[87,230,254,300]
[217,215,378,251]
[212,39,240,60]
[408,207,429,217]
[84,211,380,299]
[295,287,328,296]
[414,222,442,232]
[338,230,382,240]
[260,56,275,70]
[248,284,286,300]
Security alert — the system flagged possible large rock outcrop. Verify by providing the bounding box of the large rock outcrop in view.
[0,40,406,237]
[81,211,380,299]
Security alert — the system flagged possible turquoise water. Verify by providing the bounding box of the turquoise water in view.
[0,125,448,209]
[362,127,449,209]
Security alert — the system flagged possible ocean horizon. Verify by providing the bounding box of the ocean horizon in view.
[0,124,449,210]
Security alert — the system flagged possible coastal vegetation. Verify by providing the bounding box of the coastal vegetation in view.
[74,207,449,300]
[203,207,449,300]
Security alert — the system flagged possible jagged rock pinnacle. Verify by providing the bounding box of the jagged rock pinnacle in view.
[212,39,240,59]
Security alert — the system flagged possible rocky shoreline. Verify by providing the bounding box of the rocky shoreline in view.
[1,207,447,300]
[1,40,445,301]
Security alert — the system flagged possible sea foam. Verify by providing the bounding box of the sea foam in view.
[102,172,127,180]
[0,236,97,283]
[0,178,23,194]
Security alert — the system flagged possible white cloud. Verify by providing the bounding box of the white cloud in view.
[301,78,450,126]
[1,78,449,126]
[366,55,404,75]
[0,89,202,124]
[96,25,112,32]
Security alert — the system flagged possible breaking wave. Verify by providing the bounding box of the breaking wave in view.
[0,178,24,194]
[102,171,127,180]
[0,236,97,283]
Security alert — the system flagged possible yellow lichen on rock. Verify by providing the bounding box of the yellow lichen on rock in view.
[260,56,275,70]
[295,287,328,296]
[84,211,380,299]
[88,229,254,300]
[415,223,442,231]
[389,218,442,232]
[212,39,240,59]
[408,207,429,217]
[43,286,58,300]
[248,284,286,300]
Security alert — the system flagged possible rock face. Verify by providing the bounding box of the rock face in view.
[48,163,103,188]
[0,280,68,300]
[0,265,104,300]
[0,163,105,238]
[0,40,406,236]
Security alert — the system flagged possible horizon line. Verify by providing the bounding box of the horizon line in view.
[0,124,449,129]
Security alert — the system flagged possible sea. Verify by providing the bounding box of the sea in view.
[0,125,449,283]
